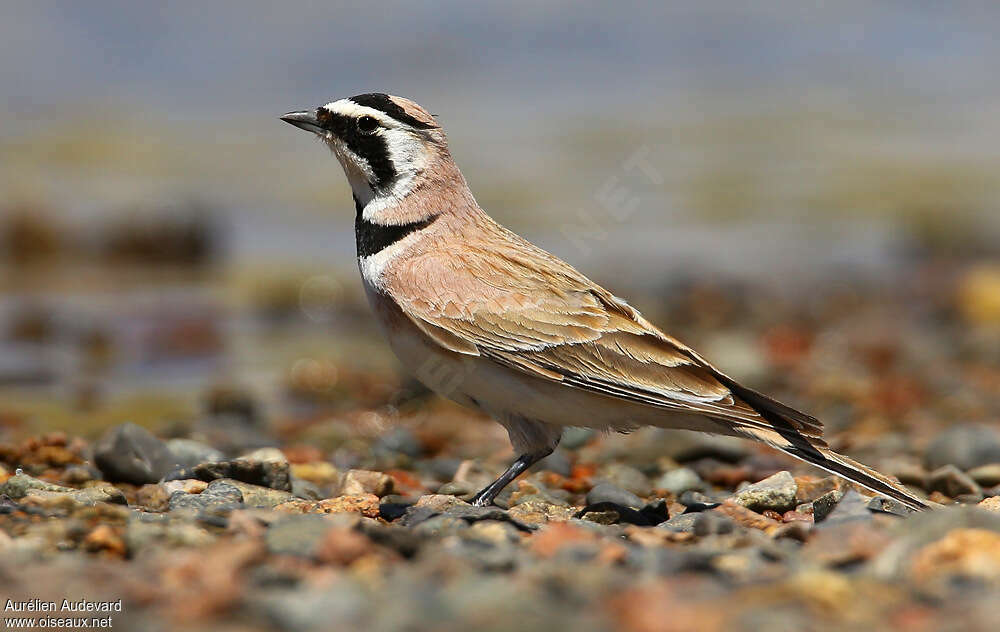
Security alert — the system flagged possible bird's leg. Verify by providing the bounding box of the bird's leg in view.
[470,451,550,507]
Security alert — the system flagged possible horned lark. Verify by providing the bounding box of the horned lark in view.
[281,93,929,511]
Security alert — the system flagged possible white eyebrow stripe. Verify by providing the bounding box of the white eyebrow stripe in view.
[323,99,397,126]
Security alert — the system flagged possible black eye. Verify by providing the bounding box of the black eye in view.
[357,116,378,133]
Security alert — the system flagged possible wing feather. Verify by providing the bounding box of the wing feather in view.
[390,229,825,442]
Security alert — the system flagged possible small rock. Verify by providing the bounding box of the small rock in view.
[61,464,102,485]
[0,472,73,499]
[868,495,918,516]
[882,460,929,490]
[290,462,341,486]
[872,506,1000,580]
[239,447,288,463]
[693,512,737,536]
[265,514,335,557]
[655,467,705,496]
[968,464,1000,488]
[218,479,293,508]
[594,463,652,497]
[372,427,423,458]
[507,500,577,526]
[125,519,215,552]
[412,514,470,536]
[659,433,750,463]
[414,494,469,513]
[927,464,982,499]
[978,496,1000,513]
[342,469,394,497]
[91,423,178,485]
[811,490,844,522]
[508,481,569,507]
[731,471,797,513]
[658,513,699,533]
[465,520,522,546]
[134,484,171,511]
[165,439,224,469]
[436,480,476,498]
[22,485,127,510]
[816,490,871,527]
[713,501,781,532]
[313,494,380,518]
[291,477,323,500]
[168,479,244,518]
[82,525,126,556]
[924,424,1000,471]
[580,510,620,525]
[910,528,1000,585]
[163,459,291,491]
[162,479,208,495]
[316,526,373,565]
[586,482,644,509]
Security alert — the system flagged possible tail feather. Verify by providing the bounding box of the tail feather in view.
[737,426,930,511]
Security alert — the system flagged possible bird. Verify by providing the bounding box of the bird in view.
[280,93,929,512]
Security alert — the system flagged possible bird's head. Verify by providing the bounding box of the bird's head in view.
[281,93,447,210]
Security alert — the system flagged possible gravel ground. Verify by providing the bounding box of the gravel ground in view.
[1,262,999,632]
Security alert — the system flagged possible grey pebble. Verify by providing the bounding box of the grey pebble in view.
[924,424,1000,471]
[165,438,225,469]
[927,464,982,499]
[731,470,797,513]
[655,467,705,496]
[92,422,178,485]
[265,514,336,557]
[586,482,644,509]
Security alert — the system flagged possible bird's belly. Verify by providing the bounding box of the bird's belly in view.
[363,285,723,435]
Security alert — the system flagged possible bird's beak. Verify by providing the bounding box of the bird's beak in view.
[280,110,324,135]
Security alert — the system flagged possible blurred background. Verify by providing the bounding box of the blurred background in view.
[1,1,998,453]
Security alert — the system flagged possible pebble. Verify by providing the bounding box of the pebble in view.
[312,495,381,518]
[693,511,737,536]
[507,500,577,526]
[924,424,1000,471]
[414,494,468,513]
[658,513,699,534]
[731,471,798,513]
[927,464,982,499]
[162,479,209,495]
[586,482,644,509]
[265,514,336,557]
[372,427,423,458]
[290,477,323,500]
[239,447,288,463]
[658,433,749,463]
[978,496,1000,513]
[91,423,178,485]
[168,479,244,519]
[21,485,127,510]
[0,472,74,499]
[125,519,215,553]
[219,479,294,508]
[655,467,705,496]
[165,438,225,469]
[811,490,844,522]
[290,462,341,486]
[163,458,292,491]
[594,463,652,497]
[341,469,394,497]
[816,490,871,527]
[967,464,1000,488]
